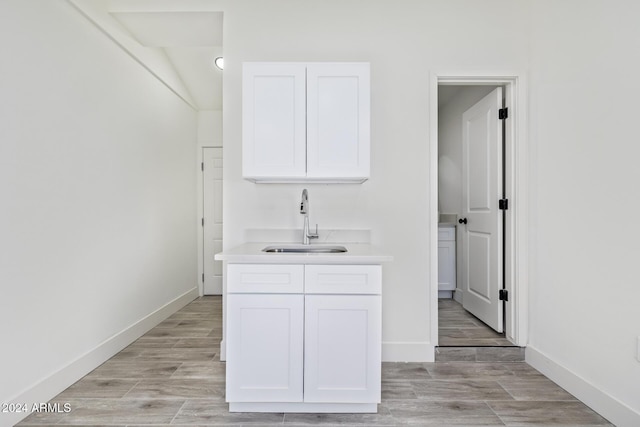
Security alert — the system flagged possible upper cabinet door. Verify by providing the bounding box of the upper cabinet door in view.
[306,63,370,180]
[243,63,307,180]
[242,62,370,183]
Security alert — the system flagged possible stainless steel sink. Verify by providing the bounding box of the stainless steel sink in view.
[262,244,347,253]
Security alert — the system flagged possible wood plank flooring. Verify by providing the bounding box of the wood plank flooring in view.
[18,296,611,426]
[438,298,513,347]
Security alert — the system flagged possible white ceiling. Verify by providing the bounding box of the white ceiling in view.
[110,12,223,47]
[164,46,223,109]
[107,10,223,110]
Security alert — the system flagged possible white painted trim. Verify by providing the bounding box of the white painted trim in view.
[453,289,463,304]
[220,259,227,361]
[428,73,440,362]
[382,341,435,362]
[197,147,205,297]
[429,71,529,352]
[229,402,377,413]
[4,288,199,427]
[526,346,640,427]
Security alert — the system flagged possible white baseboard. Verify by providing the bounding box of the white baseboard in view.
[453,289,463,304]
[3,288,199,427]
[382,341,435,362]
[526,346,640,427]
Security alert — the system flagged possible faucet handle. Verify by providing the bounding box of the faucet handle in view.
[308,224,319,239]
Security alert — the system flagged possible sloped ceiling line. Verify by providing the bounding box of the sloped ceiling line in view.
[67,0,223,111]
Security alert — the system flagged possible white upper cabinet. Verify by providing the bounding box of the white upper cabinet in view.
[243,62,370,183]
[242,63,307,179]
[306,63,370,181]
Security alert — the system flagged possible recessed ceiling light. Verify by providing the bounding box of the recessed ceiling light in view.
[214,57,224,70]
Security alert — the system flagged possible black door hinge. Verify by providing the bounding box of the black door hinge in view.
[201,218,204,227]
[499,108,508,120]
[201,162,204,171]
[499,199,509,210]
[499,289,509,301]
[202,273,205,283]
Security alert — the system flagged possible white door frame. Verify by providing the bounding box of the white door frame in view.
[429,72,529,350]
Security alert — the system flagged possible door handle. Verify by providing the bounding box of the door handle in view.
[458,218,468,224]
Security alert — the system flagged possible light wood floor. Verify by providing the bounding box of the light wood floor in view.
[19,296,611,426]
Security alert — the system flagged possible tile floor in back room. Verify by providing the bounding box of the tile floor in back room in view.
[18,296,611,426]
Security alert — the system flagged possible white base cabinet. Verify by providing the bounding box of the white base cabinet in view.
[226,264,382,413]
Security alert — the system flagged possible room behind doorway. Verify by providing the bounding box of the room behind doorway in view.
[436,84,516,351]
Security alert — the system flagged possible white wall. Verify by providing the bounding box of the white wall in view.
[0,1,198,421]
[198,110,223,148]
[217,0,529,361]
[69,0,198,109]
[527,1,640,423]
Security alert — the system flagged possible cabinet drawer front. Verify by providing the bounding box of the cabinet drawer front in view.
[438,226,455,241]
[305,265,381,295]
[228,264,304,293]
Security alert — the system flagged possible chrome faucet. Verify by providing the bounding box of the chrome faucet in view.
[300,189,319,245]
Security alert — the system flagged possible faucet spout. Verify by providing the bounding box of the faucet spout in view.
[300,189,318,245]
[300,189,309,215]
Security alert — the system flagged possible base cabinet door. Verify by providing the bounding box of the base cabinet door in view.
[226,294,304,402]
[438,240,456,290]
[303,295,381,403]
[438,226,456,291]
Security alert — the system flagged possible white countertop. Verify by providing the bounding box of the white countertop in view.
[215,242,393,264]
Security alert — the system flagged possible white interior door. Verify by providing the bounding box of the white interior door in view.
[461,87,504,333]
[203,147,223,295]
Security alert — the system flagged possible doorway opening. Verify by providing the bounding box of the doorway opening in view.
[197,15,224,297]
[430,74,529,357]
[438,84,513,347]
